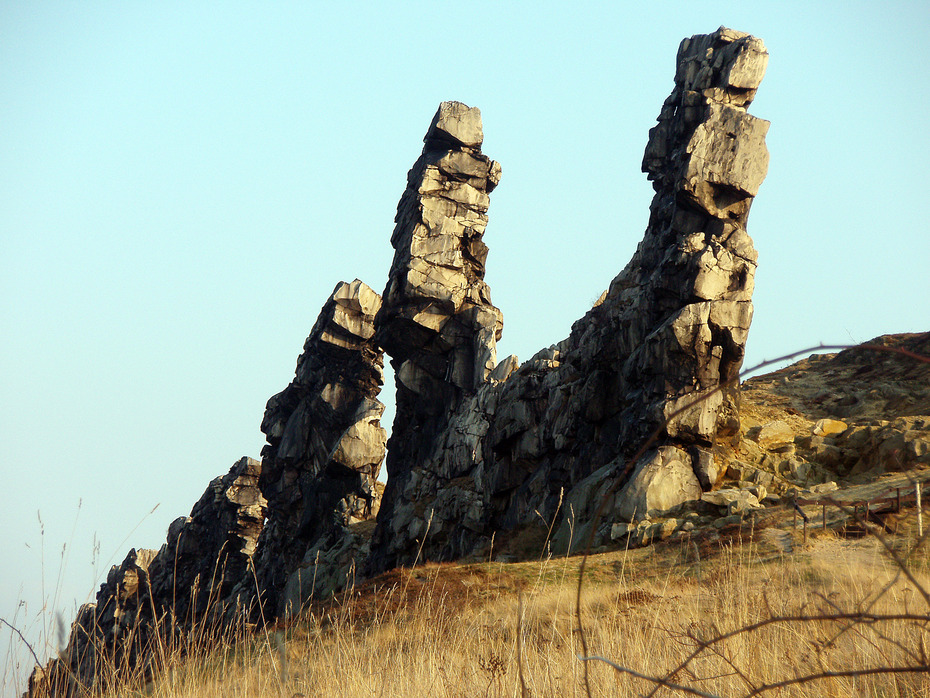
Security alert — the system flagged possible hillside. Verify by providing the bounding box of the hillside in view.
[22,333,930,697]
[40,490,930,697]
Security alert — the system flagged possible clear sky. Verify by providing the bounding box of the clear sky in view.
[2,1,928,690]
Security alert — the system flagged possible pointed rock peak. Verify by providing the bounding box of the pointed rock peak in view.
[333,278,382,317]
[425,101,484,150]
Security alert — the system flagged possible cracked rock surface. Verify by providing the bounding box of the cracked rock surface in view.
[244,279,386,618]
[30,457,266,695]
[366,101,503,574]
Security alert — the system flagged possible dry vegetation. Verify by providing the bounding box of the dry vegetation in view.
[14,510,929,698]
[8,339,929,696]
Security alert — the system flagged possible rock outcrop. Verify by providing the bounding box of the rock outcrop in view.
[245,279,386,617]
[366,27,770,570]
[367,101,503,573]
[29,28,790,696]
[28,280,388,695]
[29,457,266,696]
[605,332,930,551]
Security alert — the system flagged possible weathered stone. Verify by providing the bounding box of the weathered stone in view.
[245,280,386,619]
[29,457,267,696]
[615,447,704,521]
[813,418,848,437]
[693,448,721,489]
[611,518,682,546]
[702,487,762,515]
[748,420,795,450]
[366,101,503,574]
[366,28,770,572]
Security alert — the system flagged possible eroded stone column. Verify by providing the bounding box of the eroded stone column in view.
[367,102,503,574]
[247,279,386,616]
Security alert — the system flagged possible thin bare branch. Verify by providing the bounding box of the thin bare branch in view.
[745,664,930,696]
[577,654,723,698]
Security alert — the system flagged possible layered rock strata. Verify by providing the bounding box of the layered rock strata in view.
[28,29,776,695]
[366,27,770,569]
[245,279,386,617]
[367,102,503,573]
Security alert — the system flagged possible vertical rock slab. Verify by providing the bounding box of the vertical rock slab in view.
[548,26,769,539]
[367,102,503,574]
[246,279,386,617]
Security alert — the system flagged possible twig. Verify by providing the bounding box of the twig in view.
[577,654,723,698]
[1,616,43,668]
[744,664,930,696]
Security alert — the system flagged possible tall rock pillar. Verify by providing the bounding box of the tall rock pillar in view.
[246,279,386,616]
[557,27,770,530]
[368,101,503,573]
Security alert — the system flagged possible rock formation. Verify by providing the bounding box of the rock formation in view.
[366,26,770,570]
[244,279,386,617]
[607,332,930,550]
[366,101,503,573]
[28,27,787,696]
[29,457,266,696]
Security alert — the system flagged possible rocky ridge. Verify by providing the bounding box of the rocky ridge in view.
[366,25,770,571]
[28,457,266,695]
[27,27,928,698]
[608,332,930,549]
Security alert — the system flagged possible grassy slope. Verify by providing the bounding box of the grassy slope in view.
[17,334,930,697]
[101,514,930,698]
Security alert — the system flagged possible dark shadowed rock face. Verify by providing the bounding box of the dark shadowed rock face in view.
[29,457,266,696]
[245,279,386,617]
[366,27,770,571]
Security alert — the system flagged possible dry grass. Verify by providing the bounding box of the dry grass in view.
[56,519,927,698]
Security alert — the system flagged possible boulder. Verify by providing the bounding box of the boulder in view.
[748,420,796,450]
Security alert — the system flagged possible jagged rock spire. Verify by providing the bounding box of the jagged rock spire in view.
[365,28,771,569]
[247,279,386,617]
[366,101,503,574]
[377,100,503,398]
[28,457,266,696]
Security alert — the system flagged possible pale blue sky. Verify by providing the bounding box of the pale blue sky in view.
[2,1,928,689]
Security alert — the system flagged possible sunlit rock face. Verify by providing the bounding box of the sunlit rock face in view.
[366,27,769,571]
[246,279,387,617]
[28,28,772,695]
[28,281,387,694]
